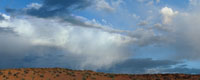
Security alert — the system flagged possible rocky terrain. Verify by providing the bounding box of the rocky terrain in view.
[0,68,199,80]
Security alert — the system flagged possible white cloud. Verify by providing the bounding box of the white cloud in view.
[26,3,42,10]
[160,7,178,24]
[147,1,154,5]
[94,0,123,12]
[0,14,11,27]
[156,0,160,3]
[95,0,115,12]
[189,0,200,6]
[111,0,124,7]
[132,13,140,19]
[0,13,10,20]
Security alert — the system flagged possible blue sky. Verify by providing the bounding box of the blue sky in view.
[0,0,200,74]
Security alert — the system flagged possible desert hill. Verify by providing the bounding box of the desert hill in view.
[0,68,199,80]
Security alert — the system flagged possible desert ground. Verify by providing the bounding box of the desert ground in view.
[0,68,199,80]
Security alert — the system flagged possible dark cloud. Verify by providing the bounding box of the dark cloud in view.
[97,58,180,74]
[163,67,200,74]
[21,0,130,35]
[0,45,83,69]
[0,15,4,20]
[26,0,92,18]
[1,46,200,74]
[5,8,16,13]
[97,58,200,74]
[0,27,16,34]
[43,0,91,9]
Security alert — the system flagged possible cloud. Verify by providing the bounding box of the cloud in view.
[95,0,123,12]
[95,0,114,12]
[189,0,200,6]
[0,15,4,20]
[160,7,178,24]
[0,27,15,34]
[137,0,160,5]
[60,15,129,34]
[1,0,166,71]
[138,20,148,26]
[98,58,200,74]
[163,67,200,74]
[156,0,160,3]
[98,58,181,74]
[153,23,174,32]
[167,10,200,60]
[128,28,165,46]
[137,0,148,3]
[26,3,42,10]
[0,8,164,71]
[132,13,140,19]
[21,1,161,48]
[151,5,200,61]
[0,13,10,20]
[3,0,200,74]
[24,0,122,18]
[0,15,138,70]
[11,0,125,36]
[24,0,92,18]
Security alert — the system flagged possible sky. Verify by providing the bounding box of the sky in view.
[0,0,200,74]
